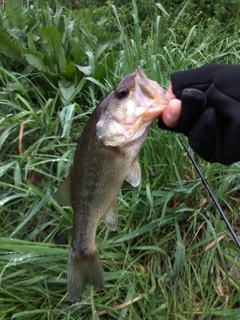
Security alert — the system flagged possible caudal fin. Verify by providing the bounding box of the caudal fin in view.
[67,246,104,301]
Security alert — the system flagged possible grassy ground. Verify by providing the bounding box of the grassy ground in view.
[1,1,240,319]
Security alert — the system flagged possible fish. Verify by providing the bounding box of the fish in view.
[53,66,169,301]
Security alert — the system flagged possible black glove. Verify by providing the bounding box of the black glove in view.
[158,64,240,165]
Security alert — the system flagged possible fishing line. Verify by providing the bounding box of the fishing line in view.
[180,137,240,250]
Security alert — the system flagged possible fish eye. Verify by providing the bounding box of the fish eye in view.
[116,88,129,99]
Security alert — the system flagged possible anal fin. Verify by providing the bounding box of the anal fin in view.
[103,198,118,231]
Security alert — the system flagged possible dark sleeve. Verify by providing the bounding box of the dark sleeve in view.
[171,64,240,102]
[158,64,240,165]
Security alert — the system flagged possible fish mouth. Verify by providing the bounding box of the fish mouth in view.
[135,66,157,99]
[134,66,169,122]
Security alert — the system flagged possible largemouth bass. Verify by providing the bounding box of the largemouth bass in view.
[54,66,169,301]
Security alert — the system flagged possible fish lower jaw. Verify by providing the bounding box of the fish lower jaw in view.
[146,102,168,118]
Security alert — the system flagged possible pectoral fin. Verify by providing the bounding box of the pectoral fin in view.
[104,198,118,231]
[125,158,141,187]
[53,174,71,207]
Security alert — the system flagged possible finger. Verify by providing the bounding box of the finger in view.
[204,84,240,120]
[165,83,176,99]
[162,99,181,128]
[180,89,206,135]
[189,108,220,162]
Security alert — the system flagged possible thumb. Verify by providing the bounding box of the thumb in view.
[162,99,181,128]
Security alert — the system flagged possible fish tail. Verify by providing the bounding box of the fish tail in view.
[67,246,103,301]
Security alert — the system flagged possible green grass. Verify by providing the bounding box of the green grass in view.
[1,1,240,319]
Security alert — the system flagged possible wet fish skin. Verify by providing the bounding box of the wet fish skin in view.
[53,66,169,301]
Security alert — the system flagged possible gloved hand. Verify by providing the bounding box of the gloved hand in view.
[159,64,240,165]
